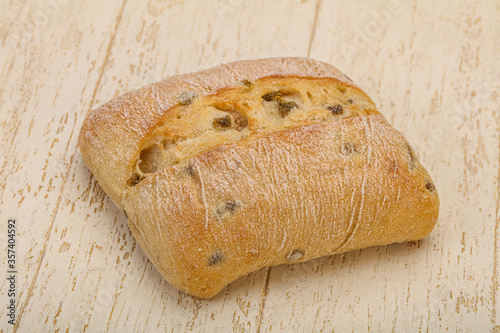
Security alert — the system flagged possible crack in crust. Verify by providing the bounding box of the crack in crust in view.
[127,76,379,187]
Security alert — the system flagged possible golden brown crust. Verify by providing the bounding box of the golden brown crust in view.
[78,58,365,207]
[78,57,440,298]
[123,115,439,298]
[127,76,379,190]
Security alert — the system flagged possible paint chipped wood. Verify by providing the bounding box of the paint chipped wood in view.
[0,0,498,331]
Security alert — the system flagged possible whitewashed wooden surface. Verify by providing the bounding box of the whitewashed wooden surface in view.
[0,0,498,332]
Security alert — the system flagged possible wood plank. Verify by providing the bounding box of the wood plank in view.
[1,0,498,331]
[0,0,127,331]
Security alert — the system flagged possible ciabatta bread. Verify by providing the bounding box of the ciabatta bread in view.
[78,57,439,298]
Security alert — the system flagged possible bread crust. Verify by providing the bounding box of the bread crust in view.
[78,57,439,298]
[123,115,438,298]
[78,57,362,207]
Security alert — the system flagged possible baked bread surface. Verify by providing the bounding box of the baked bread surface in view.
[78,57,439,298]
[79,58,371,207]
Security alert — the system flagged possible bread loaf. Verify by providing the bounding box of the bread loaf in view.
[78,57,439,298]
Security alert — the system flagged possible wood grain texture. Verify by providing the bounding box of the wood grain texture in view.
[0,0,498,332]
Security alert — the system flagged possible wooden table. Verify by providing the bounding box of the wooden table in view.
[1,0,498,331]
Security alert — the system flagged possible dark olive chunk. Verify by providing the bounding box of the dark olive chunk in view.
[341,142,359,155]
[184,163,197,178]
[277,100,298,118]
[213,115,232,131]
[240,79,253,87]
[425,181,436,192]
[208,250,225,266]
[327,104,343,115]
[217,200,240,216]
[262,91,282,101]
